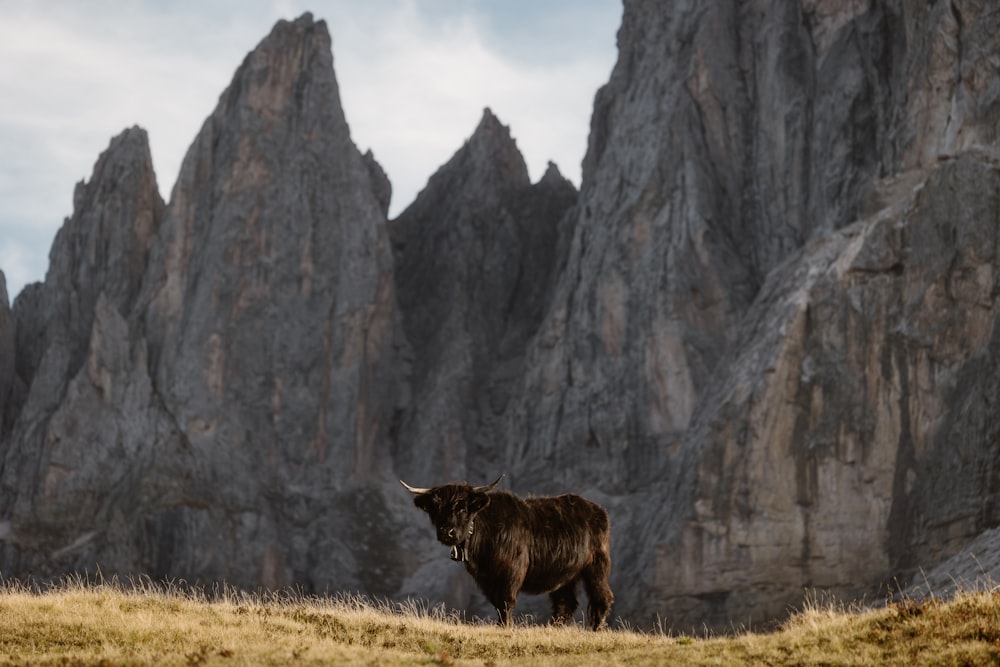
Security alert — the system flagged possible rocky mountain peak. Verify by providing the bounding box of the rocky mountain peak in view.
[471,106,512,142]
[389,108,576,489]
[1,11,406,595]
[57,126,163,317]
[538,160,566,186]
[141,2,402,474]
[11,125,163,409]
[462,107,531,193]
[217,12,341,131]
[145,9,372,347]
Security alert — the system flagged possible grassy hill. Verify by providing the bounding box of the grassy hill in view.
[1,579,999,665]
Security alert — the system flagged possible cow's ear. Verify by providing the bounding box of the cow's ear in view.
[414,493,435,512]
[468,492,490,514]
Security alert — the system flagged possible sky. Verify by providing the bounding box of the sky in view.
[0,0,621,302]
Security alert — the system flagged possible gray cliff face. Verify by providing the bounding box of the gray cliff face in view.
[0,125,166,574]
[486,0,1000,627]
[390,109,577,485]
[11,127,164,415]
[648,148,1000,629]
[134,14,410,592]
[142,13,402,489]
[0,273,12,436]
[531,0,1000,627]
[0,14,410,595]
[2,2,1000,632]
[502,0,913,496]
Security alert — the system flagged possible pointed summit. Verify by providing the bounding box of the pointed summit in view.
[399,109,530,225]
[40,125,164,377]
[153,10,382,332]
[462,108,531,189]
[388,109,576,483]
[538,160,570,187]
[145,7,400,467]
[213,12,346,134]
[59,126,163,302]
[120,11,405,591]
[472,106,507,139]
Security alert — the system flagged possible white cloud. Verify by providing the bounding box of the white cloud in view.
[334,1,614,210]
[0,1,619,301]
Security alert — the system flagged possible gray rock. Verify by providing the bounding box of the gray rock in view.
[132,13,410,592]
[363,149,392,217]
[4,283,43,441]
[0,273,12,436]
[905,526,1000,601]
[390,108,576,486]
[491,0,1000,628]
[635,149,1000,629]
[0,124,166,574]
[0,13,410,594]
[11,126,163,414]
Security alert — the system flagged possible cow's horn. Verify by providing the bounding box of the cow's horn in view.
[472,474,505,493]
[399,480,431,495]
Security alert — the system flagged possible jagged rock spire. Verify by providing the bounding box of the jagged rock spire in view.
[1,13,407,595]
[390,109,576,485]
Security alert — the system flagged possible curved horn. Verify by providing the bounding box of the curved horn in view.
[399,480,432,495]
[472,474,505,493]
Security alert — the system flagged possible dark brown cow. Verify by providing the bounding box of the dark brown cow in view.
[400,474,614,629]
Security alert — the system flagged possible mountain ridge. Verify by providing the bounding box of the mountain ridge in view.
[2,4,1000,630]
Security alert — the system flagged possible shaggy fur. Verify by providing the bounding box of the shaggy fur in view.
[405,481,614,629]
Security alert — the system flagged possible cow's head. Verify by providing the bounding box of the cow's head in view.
[400,475,504,546]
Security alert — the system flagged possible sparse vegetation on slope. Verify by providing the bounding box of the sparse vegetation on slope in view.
[1,579,999,666]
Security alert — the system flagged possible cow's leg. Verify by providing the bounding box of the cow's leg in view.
[488,548,527,627]
[549,583,579,626]
[582,549,614,630]
[482,577,519,627]
[494,597,516,627]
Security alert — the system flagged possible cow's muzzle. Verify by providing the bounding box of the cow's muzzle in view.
[437,526,463,546]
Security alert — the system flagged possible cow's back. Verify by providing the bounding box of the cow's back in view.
[483,492,608,594]
[523,493,609,543]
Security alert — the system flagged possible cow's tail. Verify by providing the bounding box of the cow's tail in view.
[583,512,614,630]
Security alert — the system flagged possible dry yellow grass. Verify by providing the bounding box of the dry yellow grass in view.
[1,578,999,665]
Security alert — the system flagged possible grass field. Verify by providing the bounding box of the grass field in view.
[1,578,1000,665]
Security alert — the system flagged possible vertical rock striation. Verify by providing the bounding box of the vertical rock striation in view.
[135,13,409,593]
[647,147,1000,628]
[400,0,1000,628]
[0,125,166,576]
[499,0,914,497]
[391,109,576,484]
[0,14,409,595]
[496,0,1000,627]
